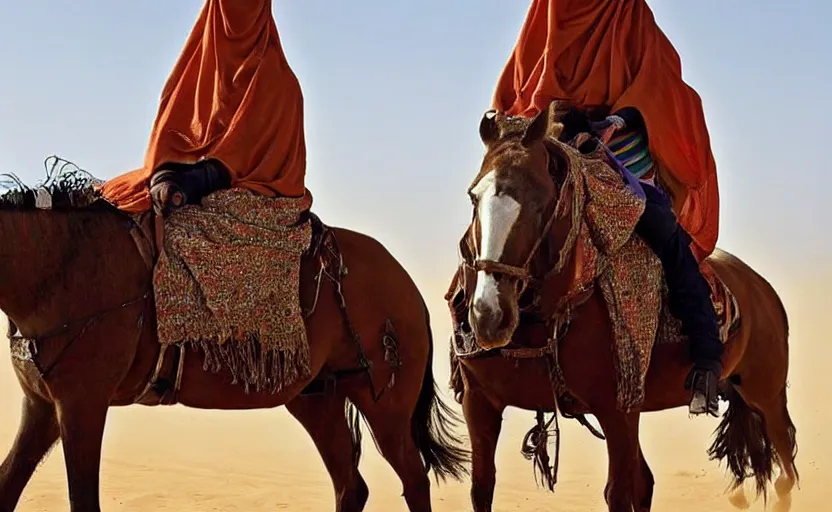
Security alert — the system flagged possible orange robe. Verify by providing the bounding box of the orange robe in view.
[493,0,719,261]
[101,0,306,213]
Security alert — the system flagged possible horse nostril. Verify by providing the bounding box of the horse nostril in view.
[473,299,486,314]
[493,272,505,282]
[473,299,500,320]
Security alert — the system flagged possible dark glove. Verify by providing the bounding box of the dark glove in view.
[590,115,626,144]
[150,170,186,217]
[149,160,231,217]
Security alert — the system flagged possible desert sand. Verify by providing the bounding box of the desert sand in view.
[1,275,829,511]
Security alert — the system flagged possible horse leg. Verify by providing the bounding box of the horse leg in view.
[358,403,433,512]
[0,394,60,512]
[363,415,432,512]
[55,398,110,512]
[713,375,797,510]
[348,370,440,512]
[462,388,502,512]
[632,442,655,512]
[286,395,369,512]
[709,381,792,509]
[596,409,640,512]
[755,388,798,512]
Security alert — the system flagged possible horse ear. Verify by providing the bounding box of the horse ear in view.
[545,100,567,139]
[521,107,549,147]
[479,109,500,145]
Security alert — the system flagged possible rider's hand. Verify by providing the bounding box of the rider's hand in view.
[150,170,187,217]
[590,115,626,144]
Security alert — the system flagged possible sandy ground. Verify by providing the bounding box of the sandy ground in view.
[1,278,829,511]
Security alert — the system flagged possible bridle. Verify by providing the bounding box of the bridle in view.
[470,141,583,297]
[472,197,559,295]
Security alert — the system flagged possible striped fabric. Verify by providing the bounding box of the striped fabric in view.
[607,129,654,180]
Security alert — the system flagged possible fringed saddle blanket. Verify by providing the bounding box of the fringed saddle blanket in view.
[152,188,313,394]
[448,142,739,412]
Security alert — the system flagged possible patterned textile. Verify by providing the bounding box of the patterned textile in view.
[608,129,655,180]
[595,237,664,410]
[557,145,665,411]
[153,188,313,394]
[561,145,740,409]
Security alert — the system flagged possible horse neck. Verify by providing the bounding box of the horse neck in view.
[535,213,581,319]
[0,209,145,332]
[535,142,585,319]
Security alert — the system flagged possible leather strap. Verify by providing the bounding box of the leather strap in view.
[128,212,158,271]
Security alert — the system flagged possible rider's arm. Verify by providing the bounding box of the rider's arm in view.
[610,107,645,132]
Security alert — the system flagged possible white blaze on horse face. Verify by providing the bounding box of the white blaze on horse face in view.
[471,170,521,315]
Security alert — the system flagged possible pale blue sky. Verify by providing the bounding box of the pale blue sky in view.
[0,1,828,313]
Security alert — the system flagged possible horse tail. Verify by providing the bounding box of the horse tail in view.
[411,301,471,482]
[707,383,776,499]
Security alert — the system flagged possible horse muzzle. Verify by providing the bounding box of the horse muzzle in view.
[468,275,520,350]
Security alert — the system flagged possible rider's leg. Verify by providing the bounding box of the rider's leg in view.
[635,184,724,416]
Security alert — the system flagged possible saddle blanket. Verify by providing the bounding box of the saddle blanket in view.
[152,188,313,394]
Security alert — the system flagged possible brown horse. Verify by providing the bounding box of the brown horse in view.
[448,108,798,512]
[0,175,468,512]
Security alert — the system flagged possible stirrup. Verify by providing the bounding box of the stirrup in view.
[687,369,719,417]
[689,391,718,416]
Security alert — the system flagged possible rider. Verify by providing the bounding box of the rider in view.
[595,107,724,417]
[492,0,723,416]
[99,0,307,215]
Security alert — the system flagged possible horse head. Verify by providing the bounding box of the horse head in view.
[464,102,581,350]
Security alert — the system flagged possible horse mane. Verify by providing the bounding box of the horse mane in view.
[0,155,110,212]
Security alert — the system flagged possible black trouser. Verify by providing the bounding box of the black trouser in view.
[634,184,724,371]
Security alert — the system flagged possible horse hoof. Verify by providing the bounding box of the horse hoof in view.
[775,473,795,498]
[772,493,792,512]
[727,486,750,509]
